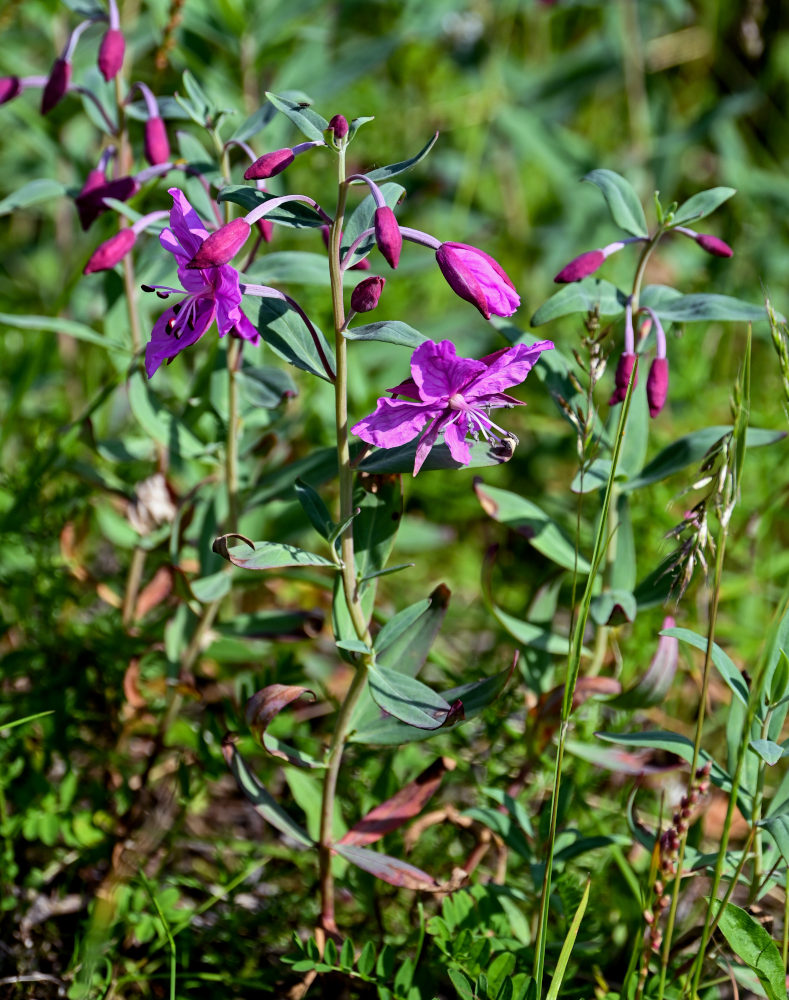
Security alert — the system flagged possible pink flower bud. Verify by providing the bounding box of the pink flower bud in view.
[608,352,637,405]
[98,28,125,81]
[41,57,71,114]
[257,218,273,243]
[695,233,733,258]
[79,168,107,197]
[554,249,605,283]
[351,275,385,313]
[328,113,349,139]
[84,228,136,274]
[646,356,669,417]
[244,148,294,181]
[0,76,22,105]
[144,116,170,166]
[435,241,520,319]
[75,175,138,230]
[374,206,402,269]
[187,218,251,269]
[351,257,371,272]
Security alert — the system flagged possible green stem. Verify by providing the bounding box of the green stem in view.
[658,528,728,1000]
[783,870,789,967]
[319,143,374,935]
[532,366,637,995]
[226,337,241,534]
[122,545,146,628]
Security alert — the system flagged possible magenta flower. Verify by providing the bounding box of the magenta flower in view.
[435,242,520,319]
[144,188,259,378]
[352,338,553,475]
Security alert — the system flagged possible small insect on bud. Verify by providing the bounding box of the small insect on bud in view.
[350,275,386,313]
[328,113,349,139]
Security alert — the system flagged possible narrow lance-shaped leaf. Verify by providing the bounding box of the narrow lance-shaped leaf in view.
[222,735,313,848]
[671,186,736,226]
[338,757,456,847]
[213,533,338,570]
[583,168,649,237]
[663,626,749,708]
[245,684,326,769]
[367,663,464,731]
[332,842,447,892]
[264,91,329,142]
[530,279,627,327]
[712,899,787,1000]
[363,131,439,182]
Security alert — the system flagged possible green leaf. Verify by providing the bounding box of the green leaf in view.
[342,182,405,267]
[625,426,786,492]
[344,321,427,348]
[230,102,277,143]
[545,878,591,1000]
[182,69,216,121]
[750,740,784,766]
[294,479,333,541]
[216,539,337,572]
[247,251,330,286]
[190,571,232,603]
[609,494,636,592]
[448,969,474,1000]
[219,186,325,229]
[530,278,627,326]
[128,372,211,459]
[265,91,329,142]
[0,710,55,733]
[596,730,731,792]
[366,663,455,730]
[583,168,648,237]
[0,179,68,216]
[663,626,748,707]
[759,812,789,867]
[490,605,579,656]
[357,941,376,978]
[363,131,439,182]
[650,293,771,324]
[0,311,130,353]
[235,365,296,409]
[256,297,335,383]
[590,590,637,626]
[616,376,649,481]
[222,738,313,848]
[570,459,614,494]
[672,186,736,226]
[474,481,590,573]
[358,436,517,474]
[713,899,786,1000]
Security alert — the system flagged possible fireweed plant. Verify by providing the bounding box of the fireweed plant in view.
[3,7,789,1000]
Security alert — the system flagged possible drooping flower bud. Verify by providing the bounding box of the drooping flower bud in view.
[608,352,637,406]
[244,148,295,180]
[435,241,520,319]
[374,206,402,269]
[554,249,605,284]
[351,275,385,313]
[0,76,22,105]
[328,113,349,139]
[75,175,138,230]
[41,57,71,114]
[84,228,136,274]
[695,233,733,258]
[144,116,170,166]
[188,218,251,269]
[257,218,273,243]
[98,28,125,81]
[646,357,669,417]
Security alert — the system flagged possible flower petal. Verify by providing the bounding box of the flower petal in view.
[352,398,438,448]
[411,340,485,402]
[413,415,445,475]
[464,340,553,398]
[144,297,215,376]
[167,187,209,258]
[443,415,471,466]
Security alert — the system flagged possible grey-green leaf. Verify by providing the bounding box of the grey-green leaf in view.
[358,436,517,474]
[367,664,455,730]
[264,91,329,142]
[0,179,68,216]
[672,186,736,226]
[583,168,649,237]
[713,900,786,1000]
[530,279,627,327]
[344,321,428,348]
[364,131,439,182]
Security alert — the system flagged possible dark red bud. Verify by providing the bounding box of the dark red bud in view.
[75,175,139,230]
[144,116,170,166]
[351,275,385,313]
[98,28,125,81]
[79,168,107,197]
[244,148,294,181]
[257,218,273,243]
[188,218,251,269]
[351,257,371,271]
[608,352,637,406]
[554,249,605,284]
[0,76,22,106]
[320,225,331,249]
[695,233,733,258]
[328,114,349,139]
[41,58,71,115]
[84,228,136,274]
[646,357,669,418]
[374,206,401,269]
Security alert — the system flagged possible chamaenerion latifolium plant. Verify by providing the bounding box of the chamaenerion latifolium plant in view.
[4,4,789,1000]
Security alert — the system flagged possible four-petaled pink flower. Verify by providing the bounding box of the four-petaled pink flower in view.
[144,188,258,377]
[352,338,553,475]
